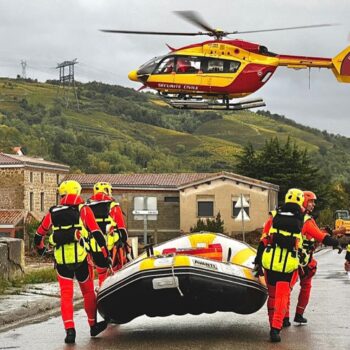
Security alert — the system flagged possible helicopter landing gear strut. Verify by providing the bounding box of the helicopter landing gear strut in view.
[167,96,266,111]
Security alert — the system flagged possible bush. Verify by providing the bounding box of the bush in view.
[190,212,225,233]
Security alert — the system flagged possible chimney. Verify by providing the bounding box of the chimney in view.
[13,147,23,156]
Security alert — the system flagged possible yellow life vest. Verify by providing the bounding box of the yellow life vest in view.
[49,204,89,265]
[86,200,120,252]
[262,209,304,273]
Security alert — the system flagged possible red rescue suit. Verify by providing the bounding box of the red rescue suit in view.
[87,192,128,286]
[259,205,302,330]
[287,216,326,318]
[36,194,106,330]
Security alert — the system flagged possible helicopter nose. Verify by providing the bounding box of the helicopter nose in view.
[128,70,139,82]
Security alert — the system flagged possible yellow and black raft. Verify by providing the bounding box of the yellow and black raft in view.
[97,232,267,324]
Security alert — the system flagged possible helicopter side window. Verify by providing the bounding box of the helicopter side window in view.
[227,60,241,73]
[176,56,201,74]
[154,57,175,74]
[207,59,224,73]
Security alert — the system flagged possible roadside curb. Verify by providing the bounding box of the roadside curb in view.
[0,282,83,333]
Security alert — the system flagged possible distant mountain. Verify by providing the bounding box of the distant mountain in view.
[0,77,349,182]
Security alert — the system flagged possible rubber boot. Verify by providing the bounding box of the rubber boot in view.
[64,328,76,344]
[294,313,308,324]
[90,320,108,337]
[283,317,291,327]
[270,328,281,343]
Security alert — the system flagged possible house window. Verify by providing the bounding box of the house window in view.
[164,196,179,203]
[232,195,250,218]
[30,192,34,211]
[41,172,44,183]
[197,201,214,217]
[30,172,33,183]
[40,192,44,211]
[56,174,60,185]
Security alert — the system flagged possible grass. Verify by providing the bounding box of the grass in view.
[0,267,57,295]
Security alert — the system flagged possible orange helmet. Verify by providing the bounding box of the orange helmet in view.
[303,191,317,208]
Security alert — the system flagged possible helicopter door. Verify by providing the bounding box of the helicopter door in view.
[173,56,203,91]
[201,58,239,89]
[148,56,176,86]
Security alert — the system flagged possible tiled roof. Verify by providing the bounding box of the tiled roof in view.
[65,172,279,191]
[0,210,24,226]
[64,173,213,189]
[0,153,70,171]
[0,153,22,165]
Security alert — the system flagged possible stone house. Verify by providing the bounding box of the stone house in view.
[0,152,70,239]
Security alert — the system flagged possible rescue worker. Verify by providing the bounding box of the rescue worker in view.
[345,243,350,272]
[86,182,129,286]
[255,188,305,342]
[34,180,109,344]
[283,191,343,327]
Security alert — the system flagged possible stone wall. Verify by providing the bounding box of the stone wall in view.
[0,237,25,280]
[23,169,65,219]
[0,168,24,209]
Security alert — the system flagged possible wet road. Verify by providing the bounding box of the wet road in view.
[1,249,349,350]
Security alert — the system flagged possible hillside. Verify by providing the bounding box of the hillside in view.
[0,77,349,182]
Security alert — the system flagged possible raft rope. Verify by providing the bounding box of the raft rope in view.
[171,253,184,297]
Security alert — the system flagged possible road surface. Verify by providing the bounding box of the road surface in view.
[0,249,349,350]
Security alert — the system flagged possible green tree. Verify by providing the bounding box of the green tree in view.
[236,137,320,203]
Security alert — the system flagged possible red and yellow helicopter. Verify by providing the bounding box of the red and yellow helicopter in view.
[102,11,350,111]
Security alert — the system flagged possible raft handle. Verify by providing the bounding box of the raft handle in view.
[227,247,232,263]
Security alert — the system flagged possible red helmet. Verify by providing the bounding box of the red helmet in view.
[303,191,317,208]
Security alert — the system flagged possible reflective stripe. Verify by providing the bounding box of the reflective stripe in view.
[52,224,82,230]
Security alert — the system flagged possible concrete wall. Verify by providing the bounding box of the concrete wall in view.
[0,237,25,280]
[180,178,278,234]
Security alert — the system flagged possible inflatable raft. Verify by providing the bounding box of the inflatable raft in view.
[97,232,267,324]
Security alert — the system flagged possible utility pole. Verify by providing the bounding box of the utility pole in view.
[56,58,79,110]
[20,60,27,79]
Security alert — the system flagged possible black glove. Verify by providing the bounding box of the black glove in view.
[323,225,333,236]
[36,246,47,257]
[323,235,341,253]
[252,263,264,277]
[118,228,128,243]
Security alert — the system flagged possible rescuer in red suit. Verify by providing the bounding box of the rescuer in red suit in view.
[87,182,130,286]
[282,191,344,326]
[257,191,343,331]
[34,180,109,344]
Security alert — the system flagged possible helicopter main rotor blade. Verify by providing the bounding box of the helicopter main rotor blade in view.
[174,10,216,34]
[233,23,338,35]
[100,29,209,36]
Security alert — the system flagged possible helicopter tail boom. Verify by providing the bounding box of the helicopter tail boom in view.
[332,46,350,83]
[276,45,350,83]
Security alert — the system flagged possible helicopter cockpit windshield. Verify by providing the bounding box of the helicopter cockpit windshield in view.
[137,55,165,75]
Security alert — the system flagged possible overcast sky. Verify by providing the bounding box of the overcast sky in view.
[0,0,349,135]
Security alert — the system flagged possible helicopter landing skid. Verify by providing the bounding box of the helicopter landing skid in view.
[168,97,266,111]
